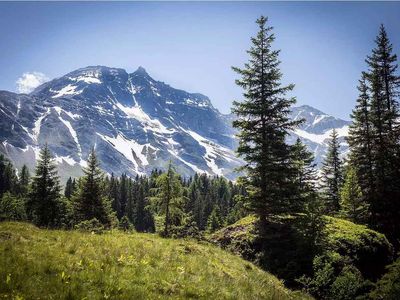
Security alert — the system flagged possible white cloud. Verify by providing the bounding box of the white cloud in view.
[16,72,49,93]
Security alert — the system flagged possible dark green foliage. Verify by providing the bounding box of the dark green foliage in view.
[348,25,400,244]
[74,218,105,234]
[298,252,371,300]
[150,163,185,236]
[119,215,134,231]
[17,164,30,196]
[370,256,400,299]
[210,215,393,298]
[64,177,76,199]
[207,205,223,233]
[232,16,301,223]
[0,192,26,221]
[347,75,375,208]
[72,149,114,227]
[0,155,19,197]
[320,129,343,214]
[340,166,369,224]
[27,144,64,227]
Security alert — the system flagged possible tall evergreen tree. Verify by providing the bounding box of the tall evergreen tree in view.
[18,164,30,196]
[232,16,300,225]
[109,173,121,218]
[292,138,324,257]
[320,129,343,213]
[347,75,375,206]
[150,162,185,236]
[119,173,128,218]
[363,25,400,240]
[64,177,74,199]
[340,166,368,224]
[73,148,112,226]
[28,144,63,227]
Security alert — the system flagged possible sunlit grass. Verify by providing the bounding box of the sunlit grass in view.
[0,222,310,299]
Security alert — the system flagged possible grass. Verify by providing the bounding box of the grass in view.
[0,222,310,300]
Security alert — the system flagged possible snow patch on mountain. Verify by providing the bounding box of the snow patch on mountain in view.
[51,84,82,98]
[294,125,349,145]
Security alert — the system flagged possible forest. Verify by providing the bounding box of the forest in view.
[1,16,400,300]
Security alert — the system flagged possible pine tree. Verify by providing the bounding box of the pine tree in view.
[28,144,63,227]
[232,16,301,226]
[150,162,185,236]
[109,173,121,218]
[64,177,74,199]
[363,25,400,239]
[320,129,343,213]
[292,138,318,209]
[73,148,112,226]
[3,161,17,195]
[347,75,375,206]
[18,164,30,196]
[207,205,223,233]
[292,138,324,254]
[119,173,128,217]
[340,166,368,224]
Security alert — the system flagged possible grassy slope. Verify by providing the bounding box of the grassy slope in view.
[0,222,310,300]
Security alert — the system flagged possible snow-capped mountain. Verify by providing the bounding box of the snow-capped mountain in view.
[288,105,351,165]
[0,66,350,182]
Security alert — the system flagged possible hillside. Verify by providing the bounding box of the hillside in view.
[0,222,310,299]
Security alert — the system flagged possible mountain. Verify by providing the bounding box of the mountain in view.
[0,66,350,182]
[288,105,351,165]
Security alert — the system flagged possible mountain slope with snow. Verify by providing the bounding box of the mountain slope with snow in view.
[0,66,350,182]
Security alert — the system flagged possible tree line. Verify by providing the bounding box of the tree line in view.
[0,146,247,236]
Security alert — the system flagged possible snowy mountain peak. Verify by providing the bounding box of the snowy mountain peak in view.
[0,66,350,182]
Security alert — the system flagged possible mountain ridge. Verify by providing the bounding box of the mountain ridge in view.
[0,65,351,182]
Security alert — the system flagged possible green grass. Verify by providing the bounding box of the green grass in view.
[0,222,310,300]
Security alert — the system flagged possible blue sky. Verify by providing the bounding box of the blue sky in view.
[0,2,399,119]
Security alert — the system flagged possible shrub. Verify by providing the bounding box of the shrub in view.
[0,192,26,221]
[369,256,400,299]
[74,218,105,234]
[119,216,134,231]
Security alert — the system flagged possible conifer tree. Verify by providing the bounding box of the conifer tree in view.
[232,16,300,225]
[64,177,74,199]
[207,205,223,233]
[73,148,112,226]
[150,162,185,236]
[18,164,30,196]
[119,173,128,217]
[320,129,343,213]
[28,144,63,227]
[109,173,121,218]
[340,166,368,224]
[347,76,375,205]
[292,138,324,254]
[363,25,400,239]
[292,138,318,209]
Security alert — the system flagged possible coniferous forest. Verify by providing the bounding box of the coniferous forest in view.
[1,13,400,300]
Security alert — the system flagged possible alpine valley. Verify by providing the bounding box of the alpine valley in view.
[0,66,350,182]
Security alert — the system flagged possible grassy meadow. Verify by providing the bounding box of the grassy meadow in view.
[0,222,310,299]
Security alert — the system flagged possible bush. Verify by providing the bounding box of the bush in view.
[0,192,26,221]
[369,256,400,299]
[119,216,134,231]
[298,252,372,300]
[74,218,105,234]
